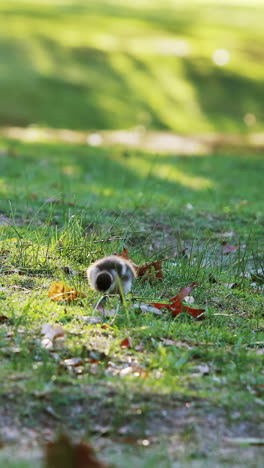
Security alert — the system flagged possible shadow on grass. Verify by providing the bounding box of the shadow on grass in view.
[0,139,263,229]
[0,1,263,132]
[182,58,264,131]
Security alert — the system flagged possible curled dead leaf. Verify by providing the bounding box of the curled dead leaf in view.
[48,281,85,302]
[115,247,138,271]
[137,259,163,282]
[115,248,174,283]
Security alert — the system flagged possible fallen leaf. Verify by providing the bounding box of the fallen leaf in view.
[115,247,138,270]
[120,337,133,348]
[151,283,205,318]
[116,248,174,283]
[48,281,85,302]
[0,315,8,323]
[45,432,108,468]
[137,260,163,282]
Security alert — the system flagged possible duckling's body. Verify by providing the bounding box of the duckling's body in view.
[87,255,136,295]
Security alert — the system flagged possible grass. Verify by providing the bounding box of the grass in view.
[0,0,263,133]
[0,136,263,466]
[0,1,263,465]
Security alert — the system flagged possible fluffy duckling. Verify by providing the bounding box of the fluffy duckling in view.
[87,255,136,295]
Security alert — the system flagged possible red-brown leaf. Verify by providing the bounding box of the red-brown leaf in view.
[137,259,163,282]
[115,248,165,282]
[115,248,138,271]
[181,304,205,318]
[120,337,133,348]
[116,247,130,260]
[170,282,196,302]
[151,283,205,319]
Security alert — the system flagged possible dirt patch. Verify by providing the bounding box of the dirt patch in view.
[1,126,264,155]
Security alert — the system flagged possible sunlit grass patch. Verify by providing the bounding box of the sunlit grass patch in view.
[0,0,263,132]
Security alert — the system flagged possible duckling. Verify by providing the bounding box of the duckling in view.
[87,255,136,296]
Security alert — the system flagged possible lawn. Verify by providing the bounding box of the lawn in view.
[0,0,263,133]
[0,136,263,467]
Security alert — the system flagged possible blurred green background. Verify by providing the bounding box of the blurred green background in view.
[0,0,263,134]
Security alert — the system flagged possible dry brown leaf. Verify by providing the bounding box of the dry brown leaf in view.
[45,433,108,468]
[116,248,171,283]
[115,247,138,270]
[137,259,163,282]
[0,315,9,323]
[48,281,85,302]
